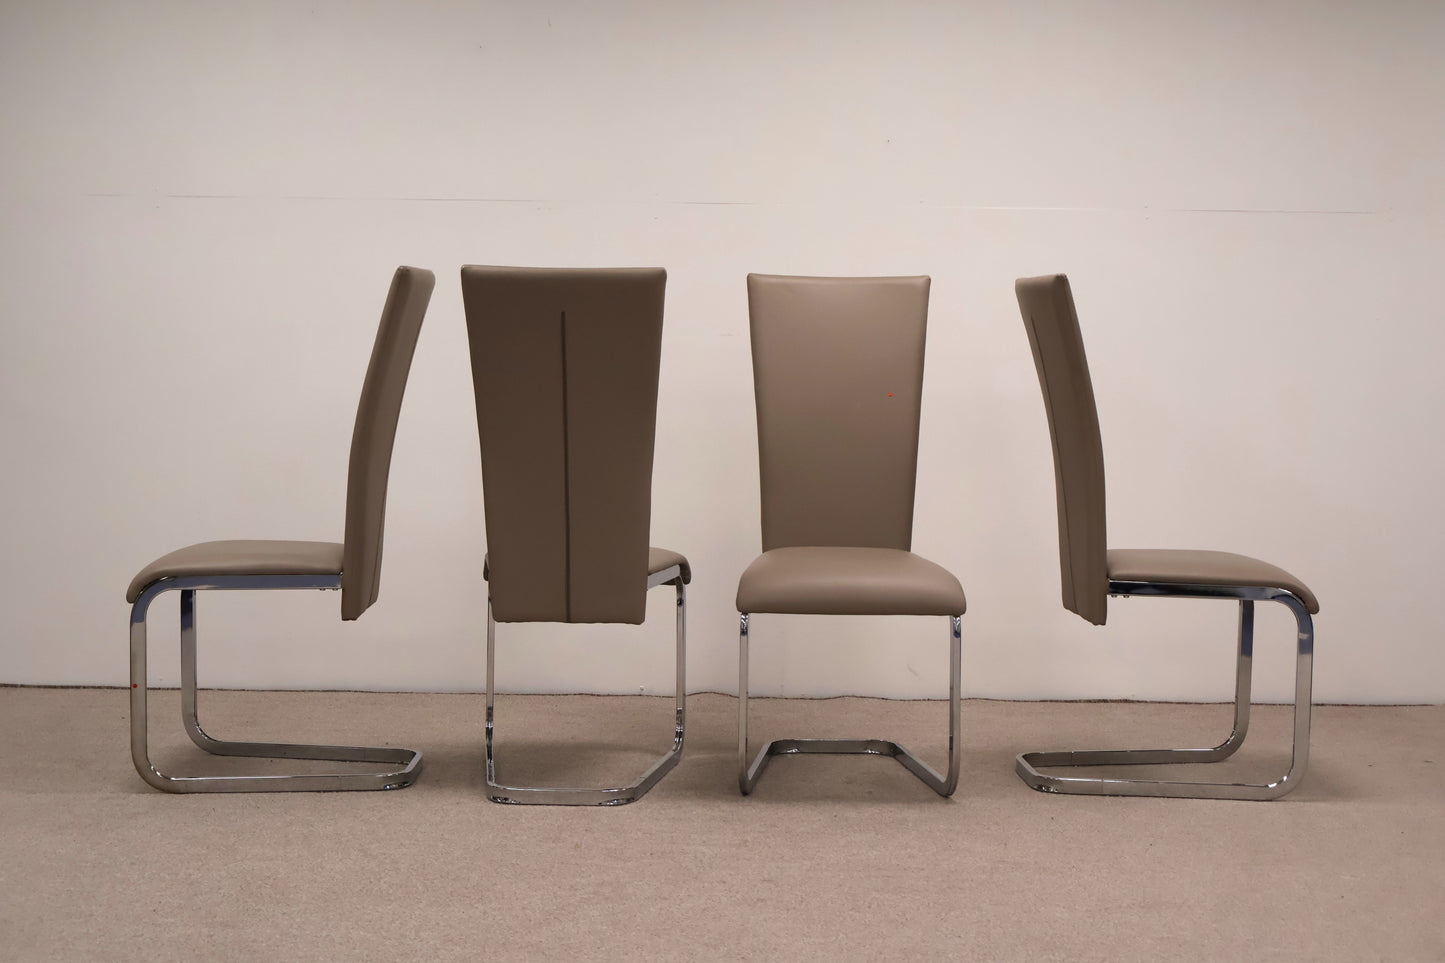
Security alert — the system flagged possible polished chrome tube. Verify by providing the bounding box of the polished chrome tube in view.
[484,566,687,805]
[738,612,962,798]
[1015,581,1315,800]
[129,574,421,793]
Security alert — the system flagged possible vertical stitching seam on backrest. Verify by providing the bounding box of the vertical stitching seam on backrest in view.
[560,309,572,622]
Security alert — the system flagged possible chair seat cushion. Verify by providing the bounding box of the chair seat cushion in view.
[127,540,345,603]
[736,546,966,616]
[1107,548,1319,614]
[646,547,691,584]
[482,546,691,585]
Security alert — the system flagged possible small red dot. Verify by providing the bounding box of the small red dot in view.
[887,392,893,397]
[132,683,138,688]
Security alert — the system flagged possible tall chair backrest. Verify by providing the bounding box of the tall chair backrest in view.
[341,265,437,620]
[748,274,930,552]
[1014,274,1109,625]
[461,266,666,624]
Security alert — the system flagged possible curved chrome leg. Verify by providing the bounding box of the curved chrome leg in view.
[484,571,687,806]
[1016,583,1314,800]
[130,576,422,793]
[1214,598,1255,761]
[737,613,754,795]
[739,613,962,798]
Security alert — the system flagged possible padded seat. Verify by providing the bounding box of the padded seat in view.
[482,547,691,585]
[737,545,965,617]
[1108,549,1319,615]
[127,540,344,604]
[646,547,691,583]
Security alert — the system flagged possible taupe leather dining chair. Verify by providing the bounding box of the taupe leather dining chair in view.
[1013,273,1317,800]
[126,265,434,792]
[735,274,965,797]
[461,265,690,806]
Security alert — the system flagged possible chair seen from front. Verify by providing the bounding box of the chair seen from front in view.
[125,265,434,792]
[461,265,690,806]
[1013,273,1318,800]
[736,274,966,798]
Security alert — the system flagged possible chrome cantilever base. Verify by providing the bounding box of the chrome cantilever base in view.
[484,566,687,806]
[129,574,422,793]
[738,613,962,797]
[1015,580,1314,801]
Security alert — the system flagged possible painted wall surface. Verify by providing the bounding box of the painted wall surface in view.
[2,1,1441,702]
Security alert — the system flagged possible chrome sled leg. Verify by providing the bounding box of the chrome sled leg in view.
[484,569,687,806]
[738,613,962,797]
[130,576,422,793]
[1015,583,1314,801]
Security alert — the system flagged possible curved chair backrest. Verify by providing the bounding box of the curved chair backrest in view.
[462,266,666,625]
[748,274,930,552]
[340,266,436,621]
[1014,274,1108,625]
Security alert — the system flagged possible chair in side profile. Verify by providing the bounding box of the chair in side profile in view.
[735,274,965,797]
[1012,273,1317,800]
[126,265,434,792]
[461,265,689,806]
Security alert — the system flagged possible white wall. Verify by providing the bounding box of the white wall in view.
[1,1,1441,703]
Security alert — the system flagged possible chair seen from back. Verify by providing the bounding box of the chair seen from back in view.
[461,265,691,806]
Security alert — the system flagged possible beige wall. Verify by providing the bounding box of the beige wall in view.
[2,1,1441,702]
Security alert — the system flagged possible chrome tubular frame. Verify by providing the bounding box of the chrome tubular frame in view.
[1015,580,1314,800]
[484,564,687,806]
[737,613,963,797]
[129,574,422,793]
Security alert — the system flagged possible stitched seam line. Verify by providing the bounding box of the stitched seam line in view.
[560,309,572,621]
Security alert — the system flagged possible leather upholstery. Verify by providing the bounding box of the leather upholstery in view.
[1014,274,1109,625]
[340,266,436,620]
[1108,549,1319,614]
[748,274,930,552]
[739,274,963,617]
[126,266,433,618]
[1017,273,1319,623]
[484,546,692,587]
[645,547,691,584]
[462,266,668,624]
[736,547,965,616]
[127,540,344,603]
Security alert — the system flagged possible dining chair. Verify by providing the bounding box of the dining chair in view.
[735,274,965,797]
[1013,273,1317,799]
[126,265,434,792]
[461,265,689,806]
